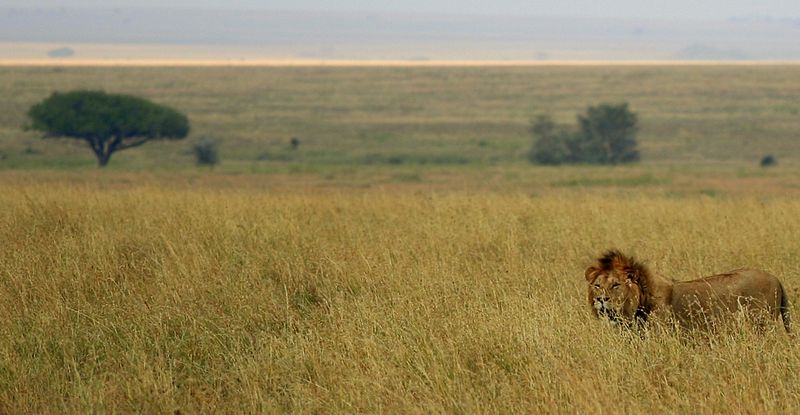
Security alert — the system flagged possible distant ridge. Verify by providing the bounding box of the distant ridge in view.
[4,58,800,67]
[3,8,800,60]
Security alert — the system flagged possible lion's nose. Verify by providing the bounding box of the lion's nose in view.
[600,296,609,302]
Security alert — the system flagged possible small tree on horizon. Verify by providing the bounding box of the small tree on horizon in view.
[27,90,189,167]
[528,103,639,165]
[577,103,639,164]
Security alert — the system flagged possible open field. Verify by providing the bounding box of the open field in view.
[1,173,799,413]
[2,64,800,412]
[2,64,800,172]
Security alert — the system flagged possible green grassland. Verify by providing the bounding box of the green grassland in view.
[2,65,800,172]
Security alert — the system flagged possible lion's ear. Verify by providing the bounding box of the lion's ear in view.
[585,266,599,282]
[625,269,639,283]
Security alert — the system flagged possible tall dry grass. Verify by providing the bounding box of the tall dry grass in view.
[0,180,799,413]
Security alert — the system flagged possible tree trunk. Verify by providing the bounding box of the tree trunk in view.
[89,138,114,167]
[97,153,111,167]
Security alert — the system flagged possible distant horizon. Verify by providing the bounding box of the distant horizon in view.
[0,7,793,22]
[6,57,800,66]
[4,7,800,61]
[3,1,800,21]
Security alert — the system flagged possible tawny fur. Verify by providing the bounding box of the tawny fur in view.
[585,250,791,332]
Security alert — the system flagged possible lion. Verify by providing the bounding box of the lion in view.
[584,250,791,332]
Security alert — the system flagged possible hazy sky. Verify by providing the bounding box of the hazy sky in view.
[5,0,800,20]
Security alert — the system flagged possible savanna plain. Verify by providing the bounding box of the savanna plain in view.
[2,65,800,413]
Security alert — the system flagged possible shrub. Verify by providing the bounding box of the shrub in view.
[528,115,570,165]
[529,103,639,165]
[193,137,219,167]
[577,103,639,164]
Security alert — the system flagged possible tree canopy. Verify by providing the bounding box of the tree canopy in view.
[27,90,189,166]
[577,103,639,164]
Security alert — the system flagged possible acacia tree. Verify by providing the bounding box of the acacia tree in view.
[27,90,189,167]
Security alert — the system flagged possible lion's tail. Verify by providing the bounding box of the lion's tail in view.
[779,284,791,333]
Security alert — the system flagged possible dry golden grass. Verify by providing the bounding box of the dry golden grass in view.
[1,173,799,413]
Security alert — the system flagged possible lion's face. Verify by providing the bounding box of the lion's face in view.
[585,266,642,324]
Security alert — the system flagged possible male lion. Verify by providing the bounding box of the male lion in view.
[584,250,791,332]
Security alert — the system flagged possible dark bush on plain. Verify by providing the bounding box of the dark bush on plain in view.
[529,103,639,165]
[193,137,219,167]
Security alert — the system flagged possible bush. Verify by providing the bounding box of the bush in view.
[527,115,569,165]
[529,103,640,165]
[760,155,777,168]
[193,137,219,167]
[577,103,639,164]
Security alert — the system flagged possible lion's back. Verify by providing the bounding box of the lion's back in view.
[670,269,784,324]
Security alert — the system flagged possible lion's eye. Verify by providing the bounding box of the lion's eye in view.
[593,284,600,289]
[611,283,620,289]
